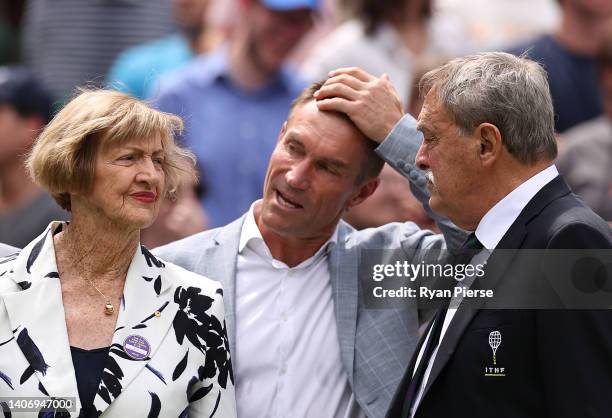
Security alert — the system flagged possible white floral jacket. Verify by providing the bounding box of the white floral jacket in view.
[0,222,236,417]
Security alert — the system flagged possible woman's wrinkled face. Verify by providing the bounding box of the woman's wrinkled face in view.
[84,136,166,230]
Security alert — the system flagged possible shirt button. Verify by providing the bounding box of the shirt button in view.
[281,312,288,322]
[279,366,287,375]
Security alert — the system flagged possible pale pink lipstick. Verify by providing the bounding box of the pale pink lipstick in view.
[130,191,157,203]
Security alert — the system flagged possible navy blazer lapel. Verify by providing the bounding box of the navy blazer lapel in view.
[201,216,244,357]
[418,175,570,401]
[328,222,359,384]
[2,223,81,413]
[386,319,436,418]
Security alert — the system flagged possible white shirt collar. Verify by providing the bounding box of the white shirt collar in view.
[238,200,338,266]
[475,165,559,249]
[238,201,264,253]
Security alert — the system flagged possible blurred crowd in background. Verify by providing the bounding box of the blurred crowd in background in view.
[1,0,611,249]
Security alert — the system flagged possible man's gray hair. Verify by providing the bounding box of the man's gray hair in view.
[420,52,557,164]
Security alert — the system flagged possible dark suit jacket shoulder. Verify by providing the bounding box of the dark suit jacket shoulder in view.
[516,177,611,249]
[387,176,612,418]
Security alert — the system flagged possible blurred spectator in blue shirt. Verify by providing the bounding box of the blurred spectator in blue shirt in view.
[0,67,68,247]
[107,0,223,99]
[508,0,612,133]
[154,0,317,228]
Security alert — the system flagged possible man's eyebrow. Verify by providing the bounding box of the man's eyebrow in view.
[283,132,347,169]
[319,156,348,170]
[416,122,431,134]
[284,133,304,146]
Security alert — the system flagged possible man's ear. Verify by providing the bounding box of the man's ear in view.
[476,123,503,166]
[346,177,380,210]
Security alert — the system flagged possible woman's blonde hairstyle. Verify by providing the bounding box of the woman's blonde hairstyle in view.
[27,89,196,211]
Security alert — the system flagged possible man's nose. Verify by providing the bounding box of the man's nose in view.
[285,160,310,190]
[415,143,430,171]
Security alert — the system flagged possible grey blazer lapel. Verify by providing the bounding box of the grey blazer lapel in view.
[201,216,245,357]
[329,222,359,384]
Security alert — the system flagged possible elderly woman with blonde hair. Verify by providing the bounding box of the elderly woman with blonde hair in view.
[0,90,236,417]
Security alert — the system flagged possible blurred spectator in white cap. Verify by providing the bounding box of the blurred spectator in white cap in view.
[107,0,224,99]
[154,0,318,228]
[509,0,612,133]
[21,0,175,101]
[557,23,612,221]
[0,66,68,247]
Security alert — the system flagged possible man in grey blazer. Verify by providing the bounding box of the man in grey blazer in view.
[0,243,18,257]
[155,70,465,418]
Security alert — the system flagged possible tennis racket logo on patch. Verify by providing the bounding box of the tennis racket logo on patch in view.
[484,330,506,377]
[489,330,501,365]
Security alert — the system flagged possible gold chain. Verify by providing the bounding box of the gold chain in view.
[83,277,115,315]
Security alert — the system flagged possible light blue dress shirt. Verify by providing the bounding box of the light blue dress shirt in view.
[154,48,306,227]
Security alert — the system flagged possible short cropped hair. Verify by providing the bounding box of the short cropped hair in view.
[27,89,196,211]
[289,80,384,182]
[420,52,558,164]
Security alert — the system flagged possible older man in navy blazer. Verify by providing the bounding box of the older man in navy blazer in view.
[354,53,612,418]
[155,73,466,418]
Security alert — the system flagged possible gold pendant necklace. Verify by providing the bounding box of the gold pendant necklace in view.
[83,277,114,315]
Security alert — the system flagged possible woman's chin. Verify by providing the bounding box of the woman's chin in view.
[99,211,158,233]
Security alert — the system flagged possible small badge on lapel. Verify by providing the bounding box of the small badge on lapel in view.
[123,334,151,360]
[484,330,506,377]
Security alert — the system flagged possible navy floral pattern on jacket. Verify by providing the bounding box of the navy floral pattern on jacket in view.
[0,222,236,417]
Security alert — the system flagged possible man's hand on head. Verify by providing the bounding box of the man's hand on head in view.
[314,67,404,143]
